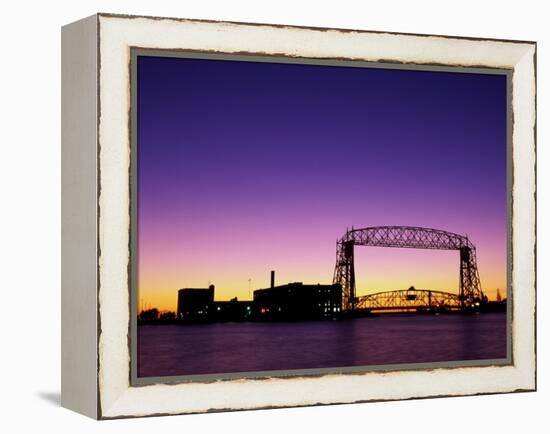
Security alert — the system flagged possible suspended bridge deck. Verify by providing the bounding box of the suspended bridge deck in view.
[354,287,468,313]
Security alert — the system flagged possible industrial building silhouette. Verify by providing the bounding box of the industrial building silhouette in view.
[177,271,341,323]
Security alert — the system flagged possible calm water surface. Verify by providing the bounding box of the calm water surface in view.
[138,313,507,377]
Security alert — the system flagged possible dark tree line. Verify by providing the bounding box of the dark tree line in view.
[138,308,176,322]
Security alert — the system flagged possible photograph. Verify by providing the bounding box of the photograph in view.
[133,53,510,380]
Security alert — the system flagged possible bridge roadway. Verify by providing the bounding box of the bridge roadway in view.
[354,287,468,312]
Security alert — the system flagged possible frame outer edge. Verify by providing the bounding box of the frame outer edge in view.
[61,13,99,419]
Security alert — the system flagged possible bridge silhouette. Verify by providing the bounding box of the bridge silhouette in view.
[333,226,484,312]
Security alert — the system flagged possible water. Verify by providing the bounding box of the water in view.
[137,313,507,378]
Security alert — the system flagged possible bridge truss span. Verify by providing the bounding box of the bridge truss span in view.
[355,288,462,312]
[333,226,483,311]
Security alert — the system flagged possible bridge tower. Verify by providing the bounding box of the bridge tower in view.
[333,231,357,310]
[459,246,482,307]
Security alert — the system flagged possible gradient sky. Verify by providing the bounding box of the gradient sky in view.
[137,55,508,312]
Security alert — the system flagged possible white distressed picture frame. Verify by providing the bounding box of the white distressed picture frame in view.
[61,13,536,419]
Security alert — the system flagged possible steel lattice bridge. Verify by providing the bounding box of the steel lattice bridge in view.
[333,226,484,311]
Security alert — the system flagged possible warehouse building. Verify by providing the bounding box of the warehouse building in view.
[177,285,215,321]
[211,297,254,322]
[254,271,342,321]
[177,285,254,322]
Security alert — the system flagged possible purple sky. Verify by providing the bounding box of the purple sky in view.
[137,55,508,310]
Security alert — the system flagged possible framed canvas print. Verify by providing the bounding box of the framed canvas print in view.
[61,13,536,419]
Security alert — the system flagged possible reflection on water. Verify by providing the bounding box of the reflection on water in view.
[137,313,507,378]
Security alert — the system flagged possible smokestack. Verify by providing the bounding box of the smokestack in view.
[270,270,275,289]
